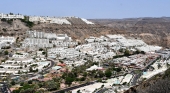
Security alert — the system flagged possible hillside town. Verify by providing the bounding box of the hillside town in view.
[0,13,94,25]
[0,13,170,93]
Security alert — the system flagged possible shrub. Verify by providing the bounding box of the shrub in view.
[1,18,6,22]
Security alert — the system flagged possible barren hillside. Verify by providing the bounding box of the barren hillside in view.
[0,18,125,41]
[90,17,170,47]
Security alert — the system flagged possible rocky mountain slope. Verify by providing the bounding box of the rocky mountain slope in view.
[0,18,125,41]
[90,17,170,47]
[1,17,170,47]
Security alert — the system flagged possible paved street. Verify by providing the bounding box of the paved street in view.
[25,58,55,81]
[52,81,96,93]
[130,56,160,86]
[0,83,11,93]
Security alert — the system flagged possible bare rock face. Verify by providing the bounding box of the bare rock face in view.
[90,17,170,47]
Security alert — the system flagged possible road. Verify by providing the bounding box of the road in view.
[130,73,142,86]
[44,58,55,72]
[25,58,55,81]
[0,82,11,93]
[52,81,96,93]
[130,57,160,86]
[96,88,108,93]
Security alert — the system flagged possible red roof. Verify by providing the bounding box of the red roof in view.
[57,63,66,67]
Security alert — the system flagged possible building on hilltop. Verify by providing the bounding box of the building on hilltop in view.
[29,16,71,25]
[0,13,24,19]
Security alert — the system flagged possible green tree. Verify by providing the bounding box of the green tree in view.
[45,80,59,91]
[9,12,14,15]
[28,80,32,84]
[29,67,33,72]
[11,80,15,85]
[83,72,87,77]
[60,90,65,93]
[4,50,8,55]
[119,48,124,53]
[105,69,112,78]
[97,78,102,82]
[20,88,35,93]
[20,82,24,86]
[20,17,34,28]
[124,49,130,56]
[1,18,6,22]
[42,52,46,55]
[18,70,21,74]
[141,51,145,54]
[2,28,7,32]
[7,19,13,25]
[36,88,46,93]
[77,90,81,93]
[65,77,74,86]
[39,48,43,51]
[113,67,121,72]
[135,50,140,54]
[98,71,105,78]
[101,84,104,88]
[80,77,86,81]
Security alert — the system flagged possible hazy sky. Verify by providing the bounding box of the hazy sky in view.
[0,0,170,19]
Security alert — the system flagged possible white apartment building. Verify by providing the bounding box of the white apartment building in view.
[85,36,96,43]
[29,16,39,22]
[52,41,78,48]
[0,36,15,44]
[0,13,24,19]
[0,60,32,71]
[106,34,126,40]
[0,42,7,49]
[4,59,34,65]
[44,33,57,39]
[48,48,82,59]
[29,16,46,23]
[12,52,29,59]
[29,16,71,24]
[22,38,53,48]
[0,58,50,76]
[26,30,45,38]
[56,34,72,41]
[76,43,107,55]
[85,36,108,43]
[0,36,15,49]
[64,59,87,67]
[117,38,147,47]
[26,30,72,40]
